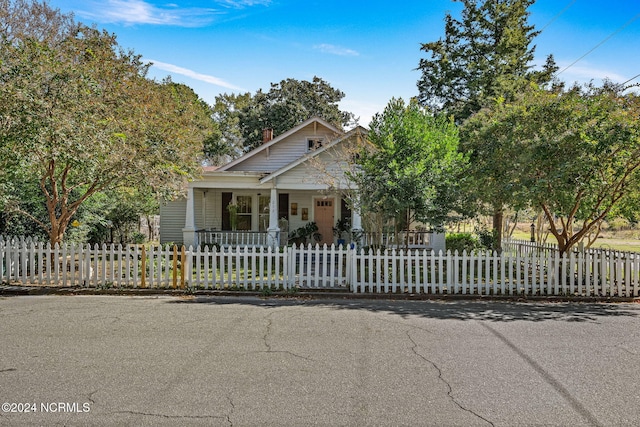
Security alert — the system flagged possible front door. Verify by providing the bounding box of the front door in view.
[314,198,334,245]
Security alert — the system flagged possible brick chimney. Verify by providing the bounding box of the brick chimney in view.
[262,128,273,143]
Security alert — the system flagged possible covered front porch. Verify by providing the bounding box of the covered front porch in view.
[180,179,362,249]
[178,185,444,252]
[174,173,445,252]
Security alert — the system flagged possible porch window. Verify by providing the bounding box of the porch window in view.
[236,196,252,230]
[258,195,270,232]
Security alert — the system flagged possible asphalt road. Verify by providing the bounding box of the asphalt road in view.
[0,295,639,426]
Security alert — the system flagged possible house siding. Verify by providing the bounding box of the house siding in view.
[285,191,312,232]
[195,189,222,231]
[275,150,351,189]
[227,123,338,172]
[159,119,361,245]
[159,198,186,245]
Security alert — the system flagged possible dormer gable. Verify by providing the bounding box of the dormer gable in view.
[217,117,343,173]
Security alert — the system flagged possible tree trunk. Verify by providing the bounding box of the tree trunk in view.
[492,210,503,253]
[507,211,518,238]
[48,219,66,246]
[404,209,411,252]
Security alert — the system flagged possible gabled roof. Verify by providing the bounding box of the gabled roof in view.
[260,125,368,184]
[217,116,342,172]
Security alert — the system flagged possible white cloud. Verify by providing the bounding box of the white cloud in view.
[149,59,245,91]
[314,43,360,57]
[76,0,265,27]
[556,63,628,85]
[217,0,272,7]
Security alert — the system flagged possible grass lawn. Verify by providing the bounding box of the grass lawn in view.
[510,229,640,253]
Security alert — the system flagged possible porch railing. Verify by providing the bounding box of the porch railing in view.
[360,231,432,249]
[196,229,434,249]
[197,230,288,247]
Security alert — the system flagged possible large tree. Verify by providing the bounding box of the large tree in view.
[203,92,252,165]
[464,84,640,254]
[417,0,557,249]
[0,0,214,244]
[351,98,467,246]
[209,77,356,153]
[418,0,556,121]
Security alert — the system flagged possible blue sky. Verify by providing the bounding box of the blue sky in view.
[50,0,640,126]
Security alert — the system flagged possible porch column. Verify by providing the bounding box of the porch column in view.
[267,187,280,248]
[351,209,363,249]
[182,186,198,248]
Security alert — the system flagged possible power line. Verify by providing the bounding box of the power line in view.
[622,73,640,86]
[539,0,577,33]
[557,12,640,76]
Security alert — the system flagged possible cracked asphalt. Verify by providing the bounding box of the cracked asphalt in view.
[0,295,639,426]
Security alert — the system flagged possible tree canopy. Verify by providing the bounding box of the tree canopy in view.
[207,76,357,155]
[417,0,558,250]
[0,0,215,244]
[417,0,557,122]
[204,92,252,164]
[463,83,640,254]
[351,98,467,242]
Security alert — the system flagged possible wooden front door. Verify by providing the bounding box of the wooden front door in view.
[314,198,334,245]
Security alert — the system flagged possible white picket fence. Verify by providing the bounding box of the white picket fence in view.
[503,238,637,259]
[0,239,350,290]
[1,237,639,297]
[351,247,639,297]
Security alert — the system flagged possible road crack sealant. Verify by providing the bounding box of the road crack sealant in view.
[405,329,495,427]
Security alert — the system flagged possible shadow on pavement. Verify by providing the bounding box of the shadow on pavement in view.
[168,296,640,323]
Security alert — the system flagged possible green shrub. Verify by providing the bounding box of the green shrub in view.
[608,217,631,231]
[446,233,479,253]
[131,231,147,244]
[475,227,496,250]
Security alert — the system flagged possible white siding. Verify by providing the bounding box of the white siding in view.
[286,191,342,237]
[160,190,224,244]
[228,123,338,172]
[287,191,314,232]
[159,198,186,245]
[276,150,352,190]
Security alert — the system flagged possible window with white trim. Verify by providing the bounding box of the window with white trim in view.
[236,196,252,231]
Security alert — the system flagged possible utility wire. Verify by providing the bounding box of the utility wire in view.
[539,0,577,33]
[557,12,640,76]
[622,72,640,86]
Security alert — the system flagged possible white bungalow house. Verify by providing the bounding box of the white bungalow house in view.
[159,117,445,251]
